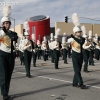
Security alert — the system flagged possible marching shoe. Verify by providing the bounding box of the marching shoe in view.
[33,65,36,67]
[64,62,68,64]
[3,95,11,100]
[89,63,91,65]
[55,67,59,69]
[26,75,28,77]
[80,85,87,89]
[28,75,32,78]
[72,84,79,87]
[84,70,89,73]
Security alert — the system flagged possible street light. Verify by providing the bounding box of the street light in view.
[10,17,15,32]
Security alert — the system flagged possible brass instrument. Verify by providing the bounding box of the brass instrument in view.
[89,41,95,50]
[62,43,67,47]
[26,42,30,46]
[85,43,89,46]
[0,27,11,48]
[44,44,47,49]
[56,44,58,46]
[56,42,59,46]
[85,40,95,50]
[85,41,90,46]
[72,41,80,51]
[25,40,31,51]
[0,35,11,48]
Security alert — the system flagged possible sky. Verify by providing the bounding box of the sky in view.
[0,0,100,28]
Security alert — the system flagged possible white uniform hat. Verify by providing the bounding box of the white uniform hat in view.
[24,31,30,36]
[81,25,88,38]
[32,33,35,42]
[94,34,98,42]
[95,34,98,39]
[23,21,30,35]
[20,34,23,40]
[1,5,11,24]
[88,30,92,39]
[73,26,81,34]
[54,28,61,38]
[43,36,47,42]
[54,35,58,39]
[62,37,66,43]
[50,38,53,41]
[72,13,81,34]
[63,33,67,40]
[50,33,54,40]
[63,33,66,36]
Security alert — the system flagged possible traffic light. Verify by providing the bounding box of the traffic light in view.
[65,16,68,23]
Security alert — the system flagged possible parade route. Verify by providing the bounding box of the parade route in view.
[0,57,100,100]
[0,1,100,100]
[14,71,100,90]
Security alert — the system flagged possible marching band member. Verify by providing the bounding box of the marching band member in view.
[0,5,18,100]
[61,36,64,60]
[53,28,62,69]
[48,40,51,58]
[88,31,95,66]
[19,35,25,65]
[37,40,41,59]
[42,36,49,61]
[93,34,98,44]
[41,40,44,58]
[61,33,69,64]
[49,33,54,63]
[13,41,17,59]
[82,25,91,72]
[94,34,100,60]
[15,42,19,58]
[61,37,65,60]
[67,37,72,58]
[68,13,86,89]
[31,34,37,67]
[22,21,33,78]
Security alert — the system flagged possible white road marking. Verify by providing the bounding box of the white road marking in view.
[13,71,100,89]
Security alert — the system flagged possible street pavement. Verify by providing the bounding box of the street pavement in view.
[0,57,100,100]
